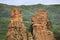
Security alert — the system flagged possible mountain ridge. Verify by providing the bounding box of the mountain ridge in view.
[0,3,60,40]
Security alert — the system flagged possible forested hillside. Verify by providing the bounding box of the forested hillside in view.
[0,3,60,40]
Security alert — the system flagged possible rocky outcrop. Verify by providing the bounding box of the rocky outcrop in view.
[6,8,27,40]
[32,9,55,40]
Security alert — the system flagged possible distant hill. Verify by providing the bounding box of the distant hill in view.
[0,3,60,40]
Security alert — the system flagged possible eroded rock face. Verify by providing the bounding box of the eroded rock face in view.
[32,9,55,40]
[32,9,48,30]
[6,8,27,40]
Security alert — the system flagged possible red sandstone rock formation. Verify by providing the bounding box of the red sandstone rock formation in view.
[6,8,27,40]
[32,9,55,40]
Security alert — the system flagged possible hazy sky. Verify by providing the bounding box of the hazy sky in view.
[0,0,60,5]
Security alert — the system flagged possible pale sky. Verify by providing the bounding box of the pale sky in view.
[0,0,60,6]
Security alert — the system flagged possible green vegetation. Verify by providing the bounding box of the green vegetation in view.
[0,3,60,40]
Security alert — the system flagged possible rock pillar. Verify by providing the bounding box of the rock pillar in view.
[32,9,55,40]
[6,8,27,40]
